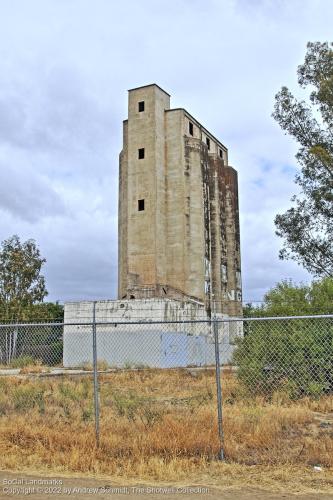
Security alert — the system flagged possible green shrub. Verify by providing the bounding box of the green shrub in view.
[112,390,163,428]
[233,318,333,398]
[49,341,63,365]
[10,356,38,368]
[81,406,94,422]
[0,394,10,416]
[12,385,45,413]
[58,382,81,401]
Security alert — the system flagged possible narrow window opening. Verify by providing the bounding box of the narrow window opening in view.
[138,101,145,112]
[189,122,194,136]
[138,199,145,211]
[138,148,145,159]
[206,137,210,150]
[219,149,223,159]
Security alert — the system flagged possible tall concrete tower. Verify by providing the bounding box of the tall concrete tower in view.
[118,84,242,316]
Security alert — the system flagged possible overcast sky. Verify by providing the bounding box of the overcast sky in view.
[0,0,332,304]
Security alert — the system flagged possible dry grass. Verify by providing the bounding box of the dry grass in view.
[0,356,51,374]
[19,362,50,375]
[78,360,111,371]
[0,369,332,487]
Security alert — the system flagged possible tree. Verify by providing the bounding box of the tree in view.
[273,41,333,277]
[18,301,64,322]
[243,277,333,317]
[0,235,48,322]
[0,236,64,366]
[234,317,333,398]
[237,278,333,398]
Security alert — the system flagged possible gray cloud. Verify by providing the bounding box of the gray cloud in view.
[0,0,331,303]
[0,67,116,157]
[0,160,66,222]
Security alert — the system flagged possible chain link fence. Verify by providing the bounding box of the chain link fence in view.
[0,314,332,462]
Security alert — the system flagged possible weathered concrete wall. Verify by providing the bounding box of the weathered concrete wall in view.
[119,85,170,297]
[63,326,235,369]
[118,84,242,316]
[182,134,206,303]
[64,298,210,324]
[165,109,185,294]
[63,299,241,368]
[118,120,128,297]
[220,166,242,316]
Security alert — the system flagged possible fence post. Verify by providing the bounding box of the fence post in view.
[92,301,100,447]
[213,317,225,460]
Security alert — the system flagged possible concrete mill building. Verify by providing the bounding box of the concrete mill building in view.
[119,84,242,316]
[63,84,242,368]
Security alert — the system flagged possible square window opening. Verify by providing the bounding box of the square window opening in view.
[138,148,145,159]
[189,122,194,136]
[138,101,145,112]
[138,199,145,211]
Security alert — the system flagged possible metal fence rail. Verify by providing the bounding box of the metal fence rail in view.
[0,314,332,463]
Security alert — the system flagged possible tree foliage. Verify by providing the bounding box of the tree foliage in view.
[273,41,333,277]
[243,277,333,317]
[0,235,48,321]
[234,317,333,398]
[239,278,333,398]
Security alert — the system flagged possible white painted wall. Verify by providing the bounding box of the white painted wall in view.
[63,298,241,368]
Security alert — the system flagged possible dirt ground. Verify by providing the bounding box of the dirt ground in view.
[0,472,333,500]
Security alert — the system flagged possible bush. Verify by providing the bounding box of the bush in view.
[233,318,333,398]
[10,356,38,368]
[49,341,63,365]
[112,390,163,428]
[12,385,45,413]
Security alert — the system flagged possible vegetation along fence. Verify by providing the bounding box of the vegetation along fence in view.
[0,314,332,465]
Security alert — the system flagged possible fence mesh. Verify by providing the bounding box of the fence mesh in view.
[0,315,332,466]
[1,316,332,398]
